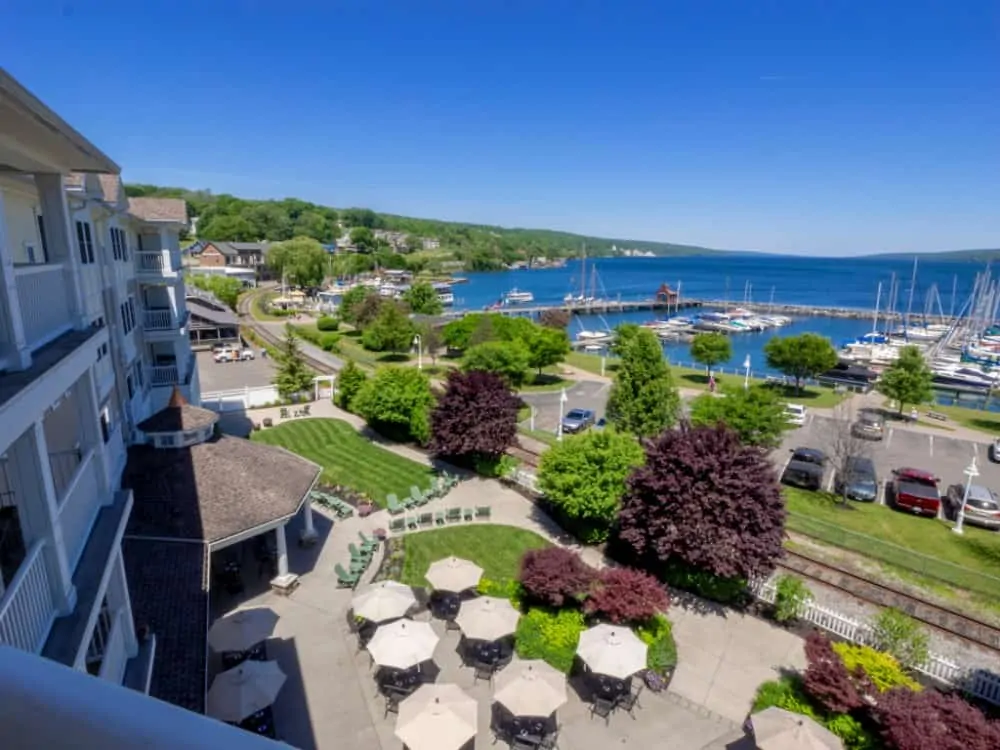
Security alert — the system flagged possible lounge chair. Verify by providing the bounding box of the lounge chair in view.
[387,494,404,515]
[350,556,366,574]
[434,511,446,526]
[389,517,406,534]
[409,485,424,504]
[335,563,359,588]
[349,542,371,563]
[419,512,433,527]
[463,508,475,521]
[406,516,420,530]
[475,506,491,520]
[358,531,379,553]
[403,494,419,510]
[446,508,461,523]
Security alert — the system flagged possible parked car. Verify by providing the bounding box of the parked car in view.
[851,409,885,441]
[213,346,254,363]
[784,404,807,427]
[834,456,879,502]
[561,408,596,434]
[781,447,827,490]
[889,467,941,517]
[990,438,1000,463]
[943,483,1000,530]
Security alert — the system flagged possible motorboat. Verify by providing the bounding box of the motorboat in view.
[503,289,534,304]
[576,329,613,342]
[693,312,740,333]
[932,364,998,392]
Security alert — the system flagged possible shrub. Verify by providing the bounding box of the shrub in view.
[476,577,523,607]
[773,574,813,623]
[824,714,880,750]
[473,454,519,479]
[751,676,819,718]
[803,632,862,714]
[584,567,669,624]
[875,687,1000,749]
[317,315,339,331]
[636,613,678,673]
[660,560,748,605]
[514,608,585,673]
[870,608,930,669]
[430,370,520,461]
[353,367,435,444]
[519,548,595,608]
[832,642,922,694]
[319,332,341,351]
[461,340,530,387]
[334,361,367,412]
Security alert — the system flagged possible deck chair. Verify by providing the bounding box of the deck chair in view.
[446,508,462,523]
[434,511,447,526]
[409,485,424,504]
[475,506,491,520]
[406,516,420,530]
[349,542,371,563]
[335,563,359,588]
[387,494,404,515]
[389,517,406,534]
[463,508,475,521]
[358,531,379,554]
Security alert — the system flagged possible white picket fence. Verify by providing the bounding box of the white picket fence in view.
[202,386,280,413]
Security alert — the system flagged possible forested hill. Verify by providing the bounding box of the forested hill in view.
[124,183,725,269]
[862,248,1000,263]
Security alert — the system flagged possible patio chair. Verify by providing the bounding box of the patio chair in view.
[475,506,491,520]
[403,494,419,510]
[350,557,366,575]
[416,491,432,507]
[463,508,475,521]
[349,542,372,563]
[472,660,495,686]
[615,684,641,719]
[358,531,379,553]
[589,696,615,725]
[280,407,289,419]
[409,485,424,504]
[434,511,447,526]
[418,512,433,527]
[387,494,404,515]
[446,507,462,523]
[539,727,561,750]
[389,517,406,534]
[335,563,359,588]
[407,516,420,530]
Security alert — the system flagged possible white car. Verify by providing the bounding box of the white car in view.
[784,404,807,426]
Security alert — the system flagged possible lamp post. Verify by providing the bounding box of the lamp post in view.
[743,355,751,390]
[557,388,568,442]
[413,335,422,371]
[953,456,980,535]
[601,354,606,377]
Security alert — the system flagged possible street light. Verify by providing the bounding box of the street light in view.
[413,335,422,371]
[953,456,980,535]
[743,354,752,390]
[556,387,568,442]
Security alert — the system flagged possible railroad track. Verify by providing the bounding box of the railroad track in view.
[779,548,1000,653]
[238,290,339,375]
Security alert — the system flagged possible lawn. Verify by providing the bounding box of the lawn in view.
[518,372,574,393]
[784,487,1000,598]
[925,402,1000,436]
[251,418,435,506]
[398,525,551,587]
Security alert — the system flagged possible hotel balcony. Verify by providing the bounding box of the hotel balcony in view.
[135,249,182,281]
[143,308,189,338]
[0,262,79,373]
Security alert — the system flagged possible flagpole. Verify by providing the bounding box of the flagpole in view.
[557,388,567,442]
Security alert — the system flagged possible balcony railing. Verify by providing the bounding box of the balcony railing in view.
[0,540,56,653]
[58,451,99,572]
[98,610,127,684]
[14,264,73,350]
[49,448,82,502]
[135,250,180,276]
[148,364,179,387]
[143,308,174,331]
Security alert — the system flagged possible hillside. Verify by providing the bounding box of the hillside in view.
[863,248,1000,263]
[124,183,725,271]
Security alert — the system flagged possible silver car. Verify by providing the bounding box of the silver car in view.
[944,483,1000,530]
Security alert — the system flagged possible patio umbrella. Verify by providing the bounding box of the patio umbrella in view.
[455,596,521,641]
[367,618,440,670]
[352,581,417,623]
[576,623,648,680]
[207,607,279,653]
[207,660,286,722]
[494,658,567,717]
[752,707,843,750]
[396,683,478,750]
[425,556,483,592]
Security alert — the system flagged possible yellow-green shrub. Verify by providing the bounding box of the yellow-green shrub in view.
[476,577,523,609]
[514,608,585,673]
[832,642,922,693]
[636,613,678,673]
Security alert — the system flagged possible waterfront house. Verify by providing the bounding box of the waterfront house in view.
[188,240,271,284]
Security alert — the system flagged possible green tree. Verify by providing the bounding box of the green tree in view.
[462,340,530,387]
[353,367,435,444]
[442,313,485,350]
[334,361,367,411]
[469,314,499,346]
[537,429,646,543]
[763,333,839,393]
[188,274,243,311]
[403,281,443,315]
[690,332,732,378]
[272,324,315,399]
[292,210,337,242]
[341,207,382,229]
[267,236,328,287]
[417,323,443,365]
[606,328,680,437]
[689,386,789,448]
[361,301,416,353]
[338,286,369,324]
[353,292,386,329]
[349,226,377,252]
[611,323,641,356]
[525,326,571,375]
[878,345,934,416]
[198,213,256,241]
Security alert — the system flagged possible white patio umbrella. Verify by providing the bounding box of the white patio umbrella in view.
[207,607,279,653]
[425,556,484,592]
[207,660,287,722]
[576,624,648,680]
[494,658,567,717]
[366,618,440,670]
[455,596,521,641]
[352,581,417,623]
[396,683,478,750]
[753,707,843,750]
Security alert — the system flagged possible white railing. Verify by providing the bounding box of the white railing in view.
[750,577,1000,705]
[0,540,56,653]
[14,264,73,350]
[143,308,173,331]
[58,451,100,571]
[135,250,179,275]
[49,448,82,501]
[148,364,179,387]
[98,610,127,684]
[202,385,281,412]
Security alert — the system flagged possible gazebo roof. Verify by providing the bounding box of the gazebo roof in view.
[137,387,219,434]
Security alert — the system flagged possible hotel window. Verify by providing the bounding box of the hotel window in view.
[120,297,136,334]
[99,406,111,444]
[110,227,129,261]
[75,221,95,264]
[126,374,134,400]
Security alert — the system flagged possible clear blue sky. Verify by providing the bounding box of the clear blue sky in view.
[2,1,997,256]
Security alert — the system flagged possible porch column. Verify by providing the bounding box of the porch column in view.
[269,523,299,595]
[105,551,139,658]
[300,497,318,546]
[0,190,31,369]
[35,174,87,329]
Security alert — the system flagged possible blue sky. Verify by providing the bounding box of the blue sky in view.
[2,1,997,255]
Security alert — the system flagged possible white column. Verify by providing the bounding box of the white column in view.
[0,189,31,369]
[270,523,299,592]
[30,421,77,613]
[35,174,87,329]
[300,498,318,545]
[105,551,138,658]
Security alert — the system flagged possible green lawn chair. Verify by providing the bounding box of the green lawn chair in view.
[403,493,419,510]
[418,512,433,527]
[475,506,491,520]
[358,531,379,554]
[463,508,475,521]
[409,485,424,504]
[446,508,461,523]
[335,563,359,588]
[389,517,406,534]
[387,494,404,515]
[434,511,446,526]
[406,516,420,530]
[349,542,371,563]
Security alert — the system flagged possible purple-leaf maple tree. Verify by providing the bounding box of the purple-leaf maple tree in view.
[875,686,1000,750]
[802,632,862,714]
[519,547,596,607]
[584,567,670,624]
[430,369,520,460]
[617,422,786,580]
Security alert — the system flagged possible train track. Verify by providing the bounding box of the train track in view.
[238,291,339,376]
[779,547,1000,653]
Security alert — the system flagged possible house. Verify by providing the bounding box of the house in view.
[187,241,272,282]
[421,237,440,250]
[186,288,240,349]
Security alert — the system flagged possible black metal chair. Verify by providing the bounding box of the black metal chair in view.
[589,696,615,725]
[616,684,641,719]
[472,659,496,685]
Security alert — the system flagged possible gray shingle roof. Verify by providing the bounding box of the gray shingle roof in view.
[128,197,188,224]
[188,299,239,327]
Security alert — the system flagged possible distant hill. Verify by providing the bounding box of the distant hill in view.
[863,248,1000,262]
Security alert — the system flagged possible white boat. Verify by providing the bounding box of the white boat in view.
[503,288,534,304]
[694,312,740,333]
[932,364,999,390]
[437,292,454,306]
[576,329,612,342]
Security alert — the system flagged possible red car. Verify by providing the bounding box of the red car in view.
[890,467,941,517]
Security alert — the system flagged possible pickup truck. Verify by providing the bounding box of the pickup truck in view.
[213,347,255,363]
[890,467,941,517]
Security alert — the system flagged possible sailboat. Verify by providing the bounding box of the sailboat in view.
[565,245,596,305]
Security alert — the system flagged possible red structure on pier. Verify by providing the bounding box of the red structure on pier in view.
[655,283,679,303]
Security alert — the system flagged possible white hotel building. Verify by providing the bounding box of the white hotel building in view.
[0,70,282,747]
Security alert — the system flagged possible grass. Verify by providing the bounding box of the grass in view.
[251,418,434,506]
[398,525,551,587]
[784,487,1000,599]
[518,372,573,393]
[518,427,558,447]
[924,402,1000,436]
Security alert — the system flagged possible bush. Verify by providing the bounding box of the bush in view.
[353,367,435,444]
[476,577,523,607]
[319,332,341,351]
[773,574,813,623]
[875,687,1000,749]
[636,613,678,673]
[824,714,880,750]
[584,567,669,624]
[752,676,819,718]
[430,370,520,461]
[660,560,748,605]
[473,454,519,479]
[514,608,586,673]
[832,642,922,694]
[870,608,930,669]
[519,548,595,608]
[317,315,339,331]
[334,361,367,412]
[803,632,863,714]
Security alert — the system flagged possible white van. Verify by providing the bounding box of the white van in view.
[784,404,807,426]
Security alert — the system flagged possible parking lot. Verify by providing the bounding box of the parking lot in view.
[196,350,276,393]
[776,414,1000,503]
[520,379,611,432]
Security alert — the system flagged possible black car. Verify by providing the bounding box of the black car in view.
[834,456,879,502]
[781,447,827,490]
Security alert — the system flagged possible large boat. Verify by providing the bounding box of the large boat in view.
[503,288,534,305]
[932,364,998,392]
[432,282,454,306]
[693,312,741,333]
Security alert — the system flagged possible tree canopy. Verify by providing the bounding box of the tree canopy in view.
[763,333,839,392]
[352,367,435,444]
[187,273,242,311]
[878,345,934,416]
[272,324,316,399]
[688,385,789,449]
[333,361,367,412]
[430,370,520,461]
[525,326,571,375]
[689,332,732,376]
[361,301,415,353]
[461,340,530,387]
[606,328,680,437]
[266,236,328,288]
[403,281,444,315]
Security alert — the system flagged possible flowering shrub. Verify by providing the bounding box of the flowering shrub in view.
[832,642,922,694]
[584,567,669,624]
[518,548,595,607]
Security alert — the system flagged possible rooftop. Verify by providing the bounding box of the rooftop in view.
[137,387,219,434]
[128,197,188,225]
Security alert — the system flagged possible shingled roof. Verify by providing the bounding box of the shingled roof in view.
[136,387,219,434]
[128,196,188,224]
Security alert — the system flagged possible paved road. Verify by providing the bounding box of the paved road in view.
[520,378,612,431]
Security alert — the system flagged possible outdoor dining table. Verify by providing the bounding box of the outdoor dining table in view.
[470,639,502,665]
[592,675,631,703]
[379,664,423,694]
[431,592,462,621]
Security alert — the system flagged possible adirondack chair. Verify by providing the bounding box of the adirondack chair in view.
[336,563,359,588]
[387,494,404,515]
[358,531,378,554]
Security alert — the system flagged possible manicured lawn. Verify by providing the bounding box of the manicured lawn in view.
[518,427,558,447]
[251,418,434,506]
[399,525,551,587]
[518,373,574,393]
[927,402,1000,436]
[784,487,1000,598]
[565,351,618,376]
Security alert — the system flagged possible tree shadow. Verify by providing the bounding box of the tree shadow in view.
[527,373,566,387]
[376,352,411,363]
[667,587,731,619]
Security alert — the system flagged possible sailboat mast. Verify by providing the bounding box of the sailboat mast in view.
[951,274,958,319]
[904,257,918,337]
[580,244,586,300]
[769,286,775,313]
[872,281,882,333]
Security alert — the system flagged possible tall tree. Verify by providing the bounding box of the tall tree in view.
[610,323,641,356]
[462,341,530,387]
[618,423,786,580]
[338,286,370,324]
[688,385,789,448]
[689,332,732,378]
[266,236,328,287]
[606,328,680,437]
[334,360,367,411]
[763,333,839,393]
[539,308,571,330]
[417,322,443,365]
[403,281,444,315]
[272,324,316,399]
[430,370,520,461]
[525,326,571,375]
[353,367,435,444]
[349,226,377,252]
[188,274,243,311]
[878,344,934,416]
[361,301,416,353]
